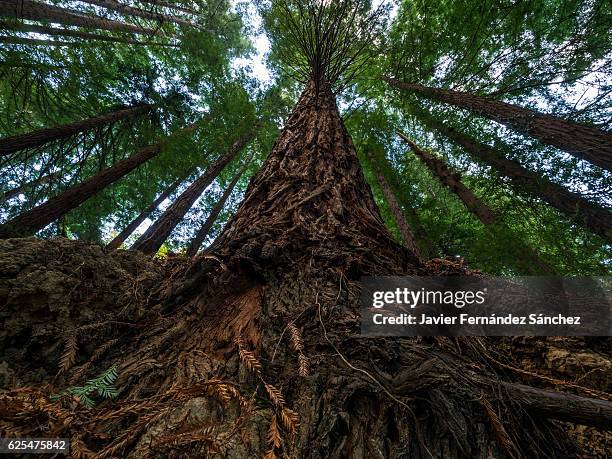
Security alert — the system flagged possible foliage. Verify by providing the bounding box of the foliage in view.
[50,365,119,408]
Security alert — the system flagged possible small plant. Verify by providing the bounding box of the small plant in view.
[50,365,119,408]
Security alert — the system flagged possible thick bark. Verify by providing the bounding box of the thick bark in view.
[364,149,424,260]
[106,175,185,250]
[385,77,612,172]
[399,132,556,275]
[0,104,152,156]
[417,111,612,241]
[0,0,157,35]
[185,163,246,257]
[1,171,59,202]
[0,20,177,46]
[0,144,161,237]
[79,0,198,29]
[131,130,253,255]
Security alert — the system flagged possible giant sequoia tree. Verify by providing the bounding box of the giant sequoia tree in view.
[0,0,611,457]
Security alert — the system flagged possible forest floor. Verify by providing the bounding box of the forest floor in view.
[0,237,610,457]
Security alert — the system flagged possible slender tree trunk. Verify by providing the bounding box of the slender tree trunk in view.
[399,132,556,275]
[1,171,59,202]
[131,130,253,255]
[106,175,185,250]
[417,111,612,241]
[186,163,247,257]
[398,132,497,225]
[0,104,152,156]
[385,77,612,172]
[0,123,200,237]
[80,0,198,29]
[0,20,178,46]
[0,0,157,35]
[364,149,424,260]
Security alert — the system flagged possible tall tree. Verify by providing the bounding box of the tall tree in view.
[106,174,186,250]
[0,20,178,46]
[364,148,425,260]
[0,123,199,237]
[386,78,612,172]
[186,161,247,257]
[0,0,157,35]
[131,129,253,255]
[416,110,612,241]
[398,132,556,275]
[0,104,153,156]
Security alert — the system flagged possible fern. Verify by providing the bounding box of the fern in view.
[50,365,119,408]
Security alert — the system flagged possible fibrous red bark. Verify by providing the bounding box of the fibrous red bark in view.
[386,77,612,172]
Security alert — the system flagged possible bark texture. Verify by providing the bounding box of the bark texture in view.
[1,82,608,458]
[0,135,175,237]
[386,77,612,172]
[399,132,556,275]
[106,175,185,250]
[364,149,424,260]
[0,104,152,156]
[185,163,247,257]
[131,130,253,255]
[417,112,612,241]
[0,20,177,46]
[0,0,156,35]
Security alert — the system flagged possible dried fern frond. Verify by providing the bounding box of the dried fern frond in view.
[280,407,299,435]
[264,382,285,408]
[267,415,282,449]
[59,335,78,374]
[298,354,310,377]
[264,448,278,459]
[234,336,261,374]
[287,323,304,352]
[70,433,95,459]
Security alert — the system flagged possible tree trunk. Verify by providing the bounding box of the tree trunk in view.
[364,149,425,260]
[185,162,247,257]
[0,0,157,36]
[385,77,612,172]
[0,104,153,156]
[106,175,185,250]
[0,20,178,46]
[79,0,198,29]
[416,111,612,242]
[398,132,556,275]
[1,171,60,202]
[131,130,253,255]
[398,132,497,226]
[0,121,201,237]
[1,82,603,458]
